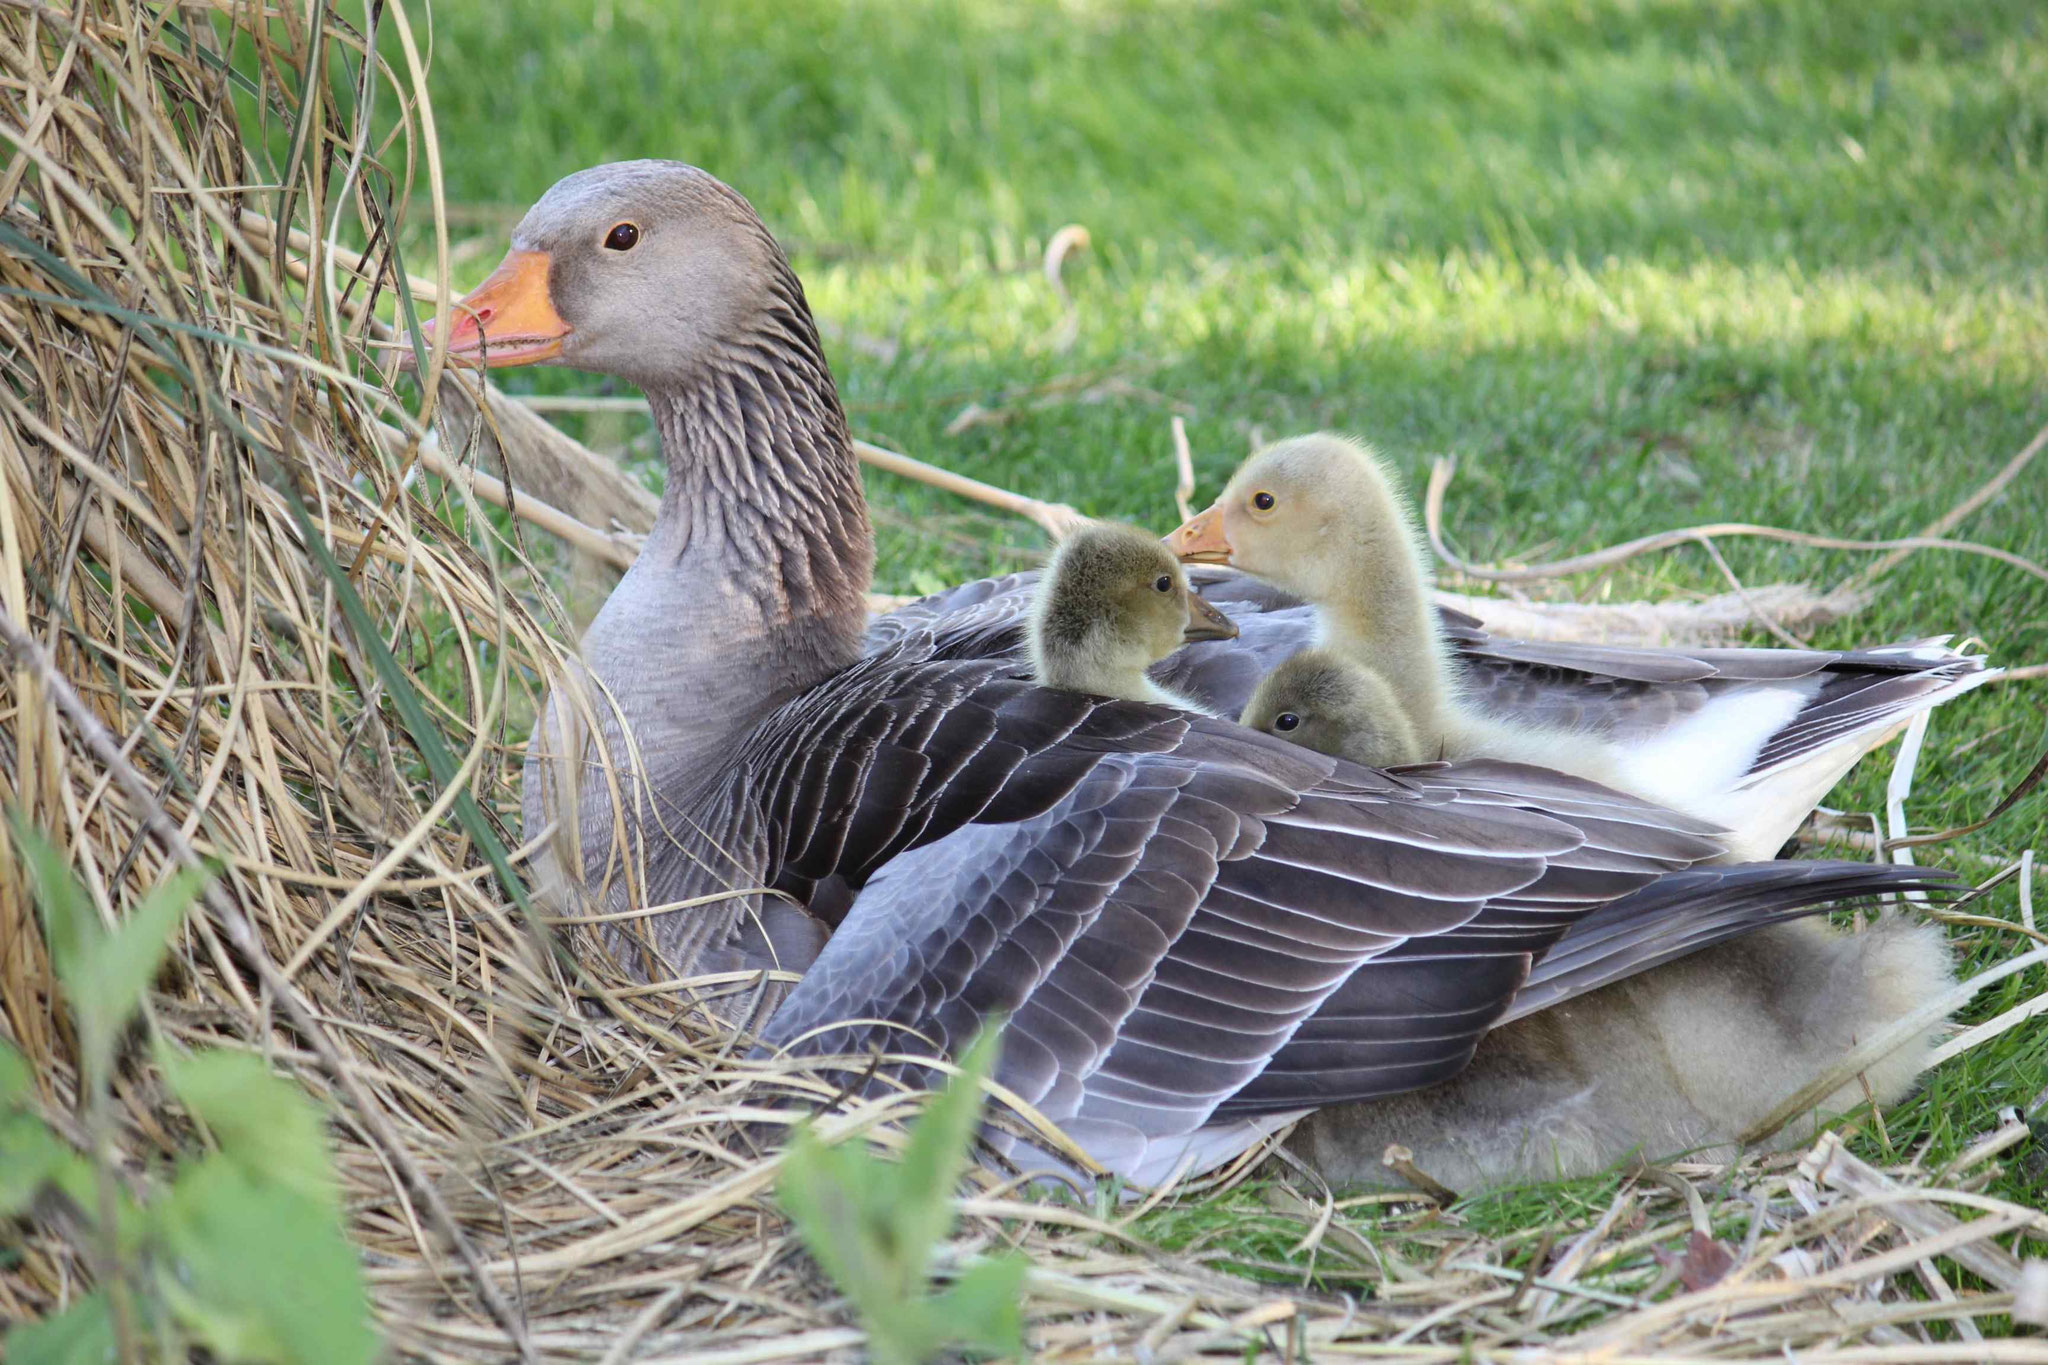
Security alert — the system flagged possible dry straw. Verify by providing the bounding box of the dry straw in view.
[1,3,2042,1360]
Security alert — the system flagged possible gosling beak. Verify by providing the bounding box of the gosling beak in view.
[1182,592,1239,644]
[401,249,570,370]
[1168,505,1233,564]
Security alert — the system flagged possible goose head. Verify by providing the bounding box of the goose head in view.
[1030,522,1238,703]
[425,163,875,830]
[1241,649,1426,767]
[1165,432,1427,610]
[416,160,795,389]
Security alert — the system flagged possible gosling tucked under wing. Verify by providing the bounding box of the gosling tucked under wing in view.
[1028,521,1236,708]
[1291,912,1953,1190]
[868,567,1992,835]
[427,162,1953,1183]
[1242,649,1428,767]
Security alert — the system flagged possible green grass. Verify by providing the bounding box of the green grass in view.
[405,0,2047,1272]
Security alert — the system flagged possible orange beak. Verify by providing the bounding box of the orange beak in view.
[1167,505,1233,564]
[406,249,570,369]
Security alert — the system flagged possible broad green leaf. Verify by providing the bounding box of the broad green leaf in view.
[158,1270,287,1365]
[160,1047,341,1215]
[929,1255,1028,1359]
[5,1291,115,1365]
[0,1112,75,1217]
[156,1157,377,1365]
[893,1024,1003,1279]
[16,820,206,1089]
[71,865,207,1088]
[0,1036,30,1103]
[777,1125,908,1313]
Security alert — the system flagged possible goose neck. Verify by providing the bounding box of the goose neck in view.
[576,305,875,779]
[1316,562,1458,741]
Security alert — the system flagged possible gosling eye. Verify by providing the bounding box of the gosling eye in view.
[604,222,641,251]
[1274,712,1301,732]
[1251,490,1276,512]
[1153,574,1174,593]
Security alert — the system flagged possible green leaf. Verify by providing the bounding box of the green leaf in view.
[155,1157,377,1365]
[5,1291,115,1365]
[75,867,207,1089]
[0,1036,30,1103]
[16,820,206,1089]
[774,1027,1017,1365]
[893,1024,1003,1279]
[777,1124,914,1318]
[0,1113,75,1217]
[929,1255,1029,1359]
[147,1045,375,1364]
[159,1047,341,1216]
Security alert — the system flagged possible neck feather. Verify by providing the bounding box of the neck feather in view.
[1315,540,1457,739]
[1034,638,1203,712]
[647,326,873,627]
[525,240,878,984]
[575,261,874,784]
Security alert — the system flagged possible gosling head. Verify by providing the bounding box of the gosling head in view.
[1165,432,1425,607]
[1030,521,1239,703]
[1241,650,1426,768]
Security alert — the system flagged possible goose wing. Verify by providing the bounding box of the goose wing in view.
[1451,627,1990,770]
[1496,859,1954,1023]
[863,570,1040,652]
[741,641,1954,1179]
[750,653,1734,1171]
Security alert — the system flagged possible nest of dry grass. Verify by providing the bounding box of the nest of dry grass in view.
[1,3,2043,1361]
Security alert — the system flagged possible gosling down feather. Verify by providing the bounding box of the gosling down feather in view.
[1172,433,1995,860]
[1291,913,1954,1191]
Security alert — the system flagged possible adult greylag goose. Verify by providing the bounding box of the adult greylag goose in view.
[422,161,1949,1184]
[1030,521,1236,708]
[1171,433,1994,860]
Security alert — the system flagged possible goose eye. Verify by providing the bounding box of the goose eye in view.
[1274,712,1300,732]
[604,222,640,251]
[1251,490,1276,512]
[1153,574,1173,593]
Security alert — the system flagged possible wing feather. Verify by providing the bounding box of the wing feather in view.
[738,622,1959,1180]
